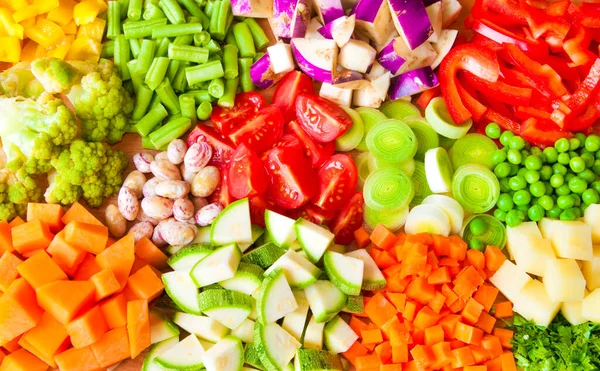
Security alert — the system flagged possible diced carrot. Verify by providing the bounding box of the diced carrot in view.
[450,339,467,349]
[0,221,14,253]
[11,219,54,256]
[18,312,69,368]
[402,301,418,321]
[412,328,425,345]
[407,233,433,246]
[499,352,517,371]
[134,237,168,270]
[343,341,369,366]
[356,353,382,370]
[428,292,446,314]
[355,227,371,248]
[428,266,451,285]
[383,264,402,278]
[64,221,108,255]
[426,250,439,270]
[66,306,108,348]
[125,265,164,301]
[392,343,409,363]
[362,328,383,344]
[473,284,499,313]
[36,280,96,324]
[127,299,150,359]
[386,275,411,293]
[492,328,513,349]
[431,234,450,256]
[374,250,397,269]
[374,341,392,363]
[90,326,130,368]
[3,335,21,352]
[461,298,485,325]
[406,277,436,305]
[61,202,103,226]
[424,324,444,346]
[380,364,402,371]
[381,315,411,346]
[0,278,43,347]
[47,230,87,276]
[469,344,492,364]
[0,348,48,371]
[442,284,459,307]
[453,266,484,299]
[99,292,128,330]
[17,250,68,290]
[484,246,506,272]
[386,293,406,312]
[399,243,428,277]
[431,342,454,369]
[455,322,484,345]
[464,366,488,371]
[481,335,504,358]
[72,254,101,281]
[449,297,467,313]
[95,233,135,290]
[350,316,370,337]
[0,252,22,292]
[90,269,120,301]
[448,235,467,261]
[410,344,435,369]
[493,302,513,319]
[365,292,398,327]
[371,224,397,250]
[466,249,485,271]
[26,203,64,232]
[439,257,460,267]
[8,217,25,228]
[485,356,503,371]
[54,345,103,371]
[452,347,476,368]
[475,311,497,334]
[413,306,441,330]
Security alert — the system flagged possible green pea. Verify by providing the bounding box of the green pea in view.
[593,159,600,175]
[596,150,600,160]
[592,181,600,193]
[497,193,514,212]
[505,210,522,227]
[493,208,507,222]
[513,190,531,206]
[568,177,588,194]
[556,184,571,196]
[517,167,529,178]
[555,138,570,153]
[516,204,530,213]
[538,195,554,210]
[499,178,511,193]
[578,169,596,184]
[469,238,485,251]
[581,153,595,168]
[550,174,564,188]
[558,153,571,165]
[509,163,520,176]
[544,147,558,163]
[570,156,586,173]
[545,184,554,196]
[530,147,542,157]
[491,150,507,165]
[557,195,575,209]
[468,218,488,236]
[521,150,531,159]
[553,163,568,175]
[500,131,515,147]
[547,206,562,218]
[540,166,553,181]
[509,175,527,191]
[576,132,587,144]
[530,181,546,198]
[560,208,578,221]
[494,163,511,179]
[525,170,540,184]
[565,173,576,183]
[585,134,600,152]
[528,205,545,222]
[509,136,526,150]
[570,138,581,151]
[485,123,502,139]
[582,188,600,205]
[572,194,582,207]
[507,149,523,165]
[525,155,542,170]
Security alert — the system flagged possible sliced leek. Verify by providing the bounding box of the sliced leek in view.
[355,107,387,152]
[355,152,370,187]
[461,214,507,249]
[336,106,364,152]
[422,195,464,235]
[424,147,453,193]
[364,205,408,232]
[410,161,433,208]
[379,100,421,120]
[405,204,451,237]
[439,135,456,150]
[449,133,498,170]
[363,168,414,211]
[425,97,472,139]
[366,119,417,163]
[404,116,439,161]
[452,164,500,214]
[367,154,415,176]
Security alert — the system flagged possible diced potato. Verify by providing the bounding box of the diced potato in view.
[489,260,532,303]
[582,288,600,323]
[513,279,561,327]
[506,222,556,277]
[543,220,593,261]
[538,218,557,240]
[584,204,600,244]
[582,246,600,291]
[543,259,586,302]
[561,292,588,326]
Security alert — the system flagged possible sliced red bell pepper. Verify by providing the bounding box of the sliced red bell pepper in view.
[472,20,549,59]
[564,25,595,67]
[456,79,487,121]
[461,71,532,106]
[439,44,500,125]
[415,86,441,110]
[483,109,521,132]
[527,0,569,17]
[481,0,528,24]
[567,104,600,131]
[520,118,572,147]
[545,56,581,91]
[519,0,570,40]
[515,106,552,121]
[471,34,503,52]
[564,58,600,114]
[569,3,600,29]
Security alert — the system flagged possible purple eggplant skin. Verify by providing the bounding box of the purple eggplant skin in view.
[332,69,370,89]
[351,0,382,22]
[351,0,396,46]
[250,54,286,90]
[230,0,273,17]
[273,0,311,38]
[377,38,405,75]
[388,0,433,50]
[422,0,441,6]
[290,39,336,83]
[314,0,345,24]
[388,66,439,99]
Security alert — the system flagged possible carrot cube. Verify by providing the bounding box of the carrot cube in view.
[485,356,503,371]
[464,366,488,371]
[484,246,506,272]
[392,343,409,364]
[475,311,497,334]
[474,284,499,313]
[127,299,151,359]
[26,203,64,232]
[342,341,369,366]
[493,301,513,318]
[461,298,485,325]
[410,344,435,370]
[442,284,459,307]
[90,326,130,368]
[350,316,369,337]
[380,364,403,371]
[455,322,484,345]
[413,306,441,330]
[66,306,108,348]
[61,202,103,226]
[428,292,446,314]
[466,249,485,271]
[381,315,411,346]
[431,342,454,369]
[99,293,128,330]
[18,312,69,368]
[402,301,418,321]
[125,265,165,301]
[47,230,87,276]
[370,224,397,250]
[406,277,436,305]
[95,233,135,290]
[428,266,451,285]
[0,279,43,347]
[361,328,383,344]
[354,227,371,248]
[73,254,101,281]
[17,250,67,290]
[36,280,96,324]
[0,221,14,253]
[0,252,22,292]
[492,328,514,349]
[356,353,382,370]
[374,341,392,363]
[365,292,398,327]
[431,234,450,256]
[469,344,493,364]
[90,269,120,301]
[439,314,461,339]
[54,345,104,371]
[11,219,54,256]
[0,348,48,371]
[64,221,108,255]
[134,237,168,270]
[499,352,517,371]
[386,293,406,312]
[3,335,21,352]
[424,324,444,346]
[481,335,504,358]
[451,346,475,368]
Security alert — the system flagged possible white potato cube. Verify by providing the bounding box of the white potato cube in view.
[338,40,376,73]
[582,246,600,291]
[561,299,587,326]
[582,288,600,323]
[584,204,600,244]
[513,279,560,327]
[543,259,586,302]
[319,83,352,107]
[545,220,593,261]
[267,42,295,74]
[506,222,556,277]
[489,260,532,303]
[538,218,559,240]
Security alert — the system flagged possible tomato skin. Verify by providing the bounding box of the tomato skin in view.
[329,192,365,245]
[208,164,235,207]
[187,125,235,167]
[289,203,335,225]
[249,195,284,227]
[273,71,315,122]
[228,105,285,154]
[295,94,353,142]
[286,120,336,168]
[315,154,358,212]
[227,143,268,199]
[262,137,318,209]
[210,92,265,135]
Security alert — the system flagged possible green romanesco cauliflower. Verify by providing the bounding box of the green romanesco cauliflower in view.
[30,58,81,95]
[0,169,43,220]
[0,63,45,98]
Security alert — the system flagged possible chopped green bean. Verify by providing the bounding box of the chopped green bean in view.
[180,94,197,125]
[204,0,216,18]
[217,77,238,108]
[149,117,192,148]
[136,39,157,75]
[238,57,254,92]
[208,77,224,98]
[185,60,224,85]
[222,44,238,79]
[145,57,170,90]
[173,34,194,46]
[143,3,165,19]
[159,0,186,24]
[128,0,143,20]
[129,38,141,58]
[204,39,221,54]
[118,0,130,19]
[185,90,213,104]
[135,103,169,136]
[127,59,142,93]
[209,0,230,40]
[107,1,121,40]
[194,31,211,46]
[180,0,210,27]
[232,22,255,58]
[115,35,131,80]
[243,18,269,50]
[166,59,181,81]
[196,101,212,120]
[149,93,162,110]
[156,37,171,57]
[155,78,181,114]
[123,18,167,38]
[168,44,209,63]
[132,85,154,121]
[101,40,115,57]
[225,30,236,46]
[172,61,189,92]
[152,23,203,39]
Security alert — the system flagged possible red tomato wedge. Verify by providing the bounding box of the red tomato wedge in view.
[289,203,335,225]
[228,105,284,154]
[262,134,318,209]
[208,164,234,207]
[273,70,315,122]
[249,195,284,227]
[210,92,265,135]
[295,94,353,143]
[314,154,358,212]
[227,143,268,199]
[329,192,365,245]
[286,120,336,168]
[187,125,235,167]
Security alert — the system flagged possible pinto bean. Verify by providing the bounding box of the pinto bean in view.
[155,180,190,199]
[184,142,212,172]
[150,159,182,180]
[141,196,175,220]
[118,186,140,221]
[173,198,195,222]
[195,202,223,226]
[129,221,154,242]
[167,139,188,165]
[191,166,220,197]
[123,170,146,199]
[105,204,126,238]
[133,153,154,173]
[143,177,162,198]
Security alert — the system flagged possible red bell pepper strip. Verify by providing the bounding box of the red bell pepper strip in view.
[518,0,570,40]
[471,34,503,52]
[515,106,552,121]
[439,44,500,125]
[483,109,521,132]
[545,56,581,91]
[520,118,572,147]
[564,25,595,67]
[567,103,600,131]
[472,20,549,59]
[569,3,600,29]
[564,58,600,114]
[527,0,569,17]
[481,0,528,24]
[456,79,487,121]
[415,87,441,110]
[461,71,532,106]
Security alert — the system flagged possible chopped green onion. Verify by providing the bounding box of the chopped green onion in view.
[452,164,500,214]
[379,100,421,120]
[364,205,408,232]
[449,133,498,170]
[410,161,433,208]
[461,215,507,250]
[366,118,417,163]
[363,168,415,211]
[336,106,364,152]
[425,97,472,139]
[404,116,439,161]
[355,107,388,152]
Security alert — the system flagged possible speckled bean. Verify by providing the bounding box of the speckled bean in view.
[133,153,154,173]
[129,221,154,242]
[123,170,146,199]
[184,142,213,172]
[150,159,182,180]
[118,186,140,221]
[154,151,170,162]
[105,204,126,238]
[167,139,188,165]
[191,197,208,212]
[180,163,197,184]
[141,196,175,220]
[143,177,162,198]
[195,202,223,226]
[155,180,191,199]
[191,166,220,197]
[161,220,196,245]
[152,221,167,246]
[173,198,195,222]
[136,209,160,226]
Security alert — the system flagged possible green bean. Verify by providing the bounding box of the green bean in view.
[128,0,143,20]
[132,85,154,121]
[149,117,192,148]
[222,44,238,80]
[168,44,209,64]
[232,22,255,58]
[217,77,238,108]
[185,60,224,85]
[114,35,131,80]
[136,39,157,75]
[238,57,254,92]
[194,31,211,47]
[171,62,189,93]
[173,34,194,46]
[243,18,269,50]
[135,102,169,136]
[180,94,197,125]
[145,57,170,90]
[156,37,171,57]
[180,0,210,28]
[152,23,204,39]
[123,18,167,39]
[127,59,142,93]
[129,38,141,58]
[185,90,213,104]
[196,101,212,120]
[208,77,224,98]
[159,0,186,24]
[107,1,122,40]
[101,40,115,58]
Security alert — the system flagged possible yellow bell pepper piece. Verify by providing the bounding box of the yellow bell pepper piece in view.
[20,38,37,62]
[46,35,74,59]
[0,0,27,11]
[62,18,78,35]
[25,18,65,48]
[76,17,105,43]
[66,36,101,62]
[12,7,38,23]
[0,8,23,39]
[18,16,35,29]
[35,43,47,59]
[73,0,107,26]
[47,0,76,26]
[13,0,59,23]
[0,35,21,62]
